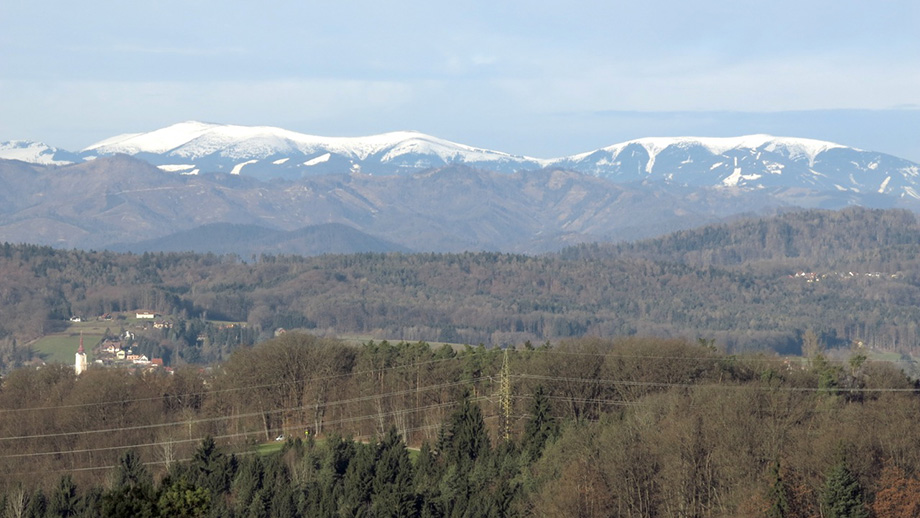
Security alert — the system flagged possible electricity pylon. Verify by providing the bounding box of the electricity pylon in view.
[499,347,512,442]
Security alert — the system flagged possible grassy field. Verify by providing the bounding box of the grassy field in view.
[255,441,286,456]
[253,436,419,460]
[33,331,102,363]
[30,319,130,363]
[868,350,906,362]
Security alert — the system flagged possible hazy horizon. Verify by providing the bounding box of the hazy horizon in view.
[2,1,918,160]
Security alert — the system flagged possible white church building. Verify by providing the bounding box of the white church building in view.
[75,335,88,375]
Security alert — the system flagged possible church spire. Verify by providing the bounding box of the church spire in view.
[75,332,88,375]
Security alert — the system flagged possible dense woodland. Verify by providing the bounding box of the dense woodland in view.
[2,335,920,517]
[4,207,920,371]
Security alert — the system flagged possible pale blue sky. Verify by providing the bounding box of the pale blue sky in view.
[1,1,918,160]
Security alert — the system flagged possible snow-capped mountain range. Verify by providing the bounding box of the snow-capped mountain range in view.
[4,121,920,199]
[79,121,545,177]
[553,134,920,198]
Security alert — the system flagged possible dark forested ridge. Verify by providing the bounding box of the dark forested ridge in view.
[2,207,920,372]
[595,206,920,269]
[1,335,918,518]
[106,222,411,256]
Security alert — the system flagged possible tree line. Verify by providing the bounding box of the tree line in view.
[3,334,920,516]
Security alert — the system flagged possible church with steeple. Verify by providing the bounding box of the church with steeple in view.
[75,334,88,375]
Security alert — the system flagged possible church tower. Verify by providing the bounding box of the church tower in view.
[75,333,88,375]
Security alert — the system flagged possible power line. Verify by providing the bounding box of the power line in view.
[3,366,914,446]
[513,373,920,393]
[530,348,898,364]
[0,345,899,416]
[3,346,918,477]
[513,394,640,406]
[0,399,465,460]
[0,407,502,477]
[0,429,260,460]
[0,377,488,443]
[0,354,467,415]
[2,367,915,446]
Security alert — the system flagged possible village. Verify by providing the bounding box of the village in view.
[62,307,258,376]
[70,310,174,375]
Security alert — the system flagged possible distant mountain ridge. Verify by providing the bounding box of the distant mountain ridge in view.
[4,122,920,255]
[0,156,789,253]
[550,134,920,198]
[79,121,545,178]
[4,122,919,199]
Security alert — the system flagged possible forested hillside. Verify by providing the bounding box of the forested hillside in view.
[1,335,918,517]
[599,207,920,269]
[3,207,920,371]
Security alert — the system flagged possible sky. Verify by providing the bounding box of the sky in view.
[1,1,919,161]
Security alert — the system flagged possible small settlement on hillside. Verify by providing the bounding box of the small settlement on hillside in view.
[71,310,170,375]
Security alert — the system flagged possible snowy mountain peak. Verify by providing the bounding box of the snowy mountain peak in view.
[570,134,848,166]
[82,121,536,163]
[83,121,290,156]
[0,140,76,165]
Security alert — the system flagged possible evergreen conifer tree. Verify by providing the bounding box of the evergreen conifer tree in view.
[438,395,490,469]
[47,475,81,518]
[156,477,211,518]
[190,436,236,496]
[112,450,152,491]
[414,442,443,517]
[232,456,265,515]
[521,386,558,462]
[102,455,157,518]
[269,484,296,518]
[371,429,418,518]
[339,442,377,518]
[821,457,869,518]
[24,489,45,518]
[246,488,271,518]
[767,460,791,518]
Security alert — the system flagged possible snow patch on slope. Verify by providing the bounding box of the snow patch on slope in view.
[230,160,259,175]
[879,176,891,193]
[304,153,331,166]
[157,164,196,172]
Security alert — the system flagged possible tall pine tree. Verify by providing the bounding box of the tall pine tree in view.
[521,386,558,462]
[821,456,869,518]
[767,460,791,518]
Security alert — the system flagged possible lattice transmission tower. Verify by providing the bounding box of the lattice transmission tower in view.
[499,347,513,442]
